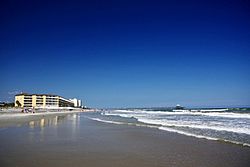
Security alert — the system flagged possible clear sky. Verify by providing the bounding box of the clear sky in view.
[1,0,250,108]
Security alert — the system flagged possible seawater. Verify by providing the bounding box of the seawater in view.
[89,108,250,147]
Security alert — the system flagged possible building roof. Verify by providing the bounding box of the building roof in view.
[15,93,59,96]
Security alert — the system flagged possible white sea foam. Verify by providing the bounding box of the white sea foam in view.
[109,109,250,119]
[158,126,218,140]
[137,118,250,135]
[104,111,250,135]
[104,113,135,118]
[193,109,229,112]
[197,112,250,119]
[173,108,229,112]
[87,116,250,147]
[87,117,158,129]
[88,113,250,147]
[87,117,124,125]
[158,126,250,147]
[103,109,250,146]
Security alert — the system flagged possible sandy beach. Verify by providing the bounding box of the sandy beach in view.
[0,109,93,128]
[0,111,249,167]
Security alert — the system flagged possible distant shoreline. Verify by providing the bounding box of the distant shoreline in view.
[0,108,96,128]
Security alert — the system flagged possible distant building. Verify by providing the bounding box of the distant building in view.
[69,98,82,108]
[15,93,75,108]
[78,99,81,107]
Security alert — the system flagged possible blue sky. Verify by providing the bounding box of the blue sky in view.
[1,0,250,108]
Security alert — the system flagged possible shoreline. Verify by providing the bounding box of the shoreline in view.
[1,109,249,148]
[0,109,96,128]
[0,113,249,167]
[88,115,250,148]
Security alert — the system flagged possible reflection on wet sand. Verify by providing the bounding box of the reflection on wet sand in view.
[28,116,62,129]
[27,114,80,129]
[29,121,35,128]
[27,114,81,143]
[70,114,81,139]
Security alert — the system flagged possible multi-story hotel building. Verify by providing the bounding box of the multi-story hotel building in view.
[15,93,77,108]
[69,98,82,108]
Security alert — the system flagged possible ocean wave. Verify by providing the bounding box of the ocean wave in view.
[158,126,250,147]
[158,126,218,140]
[173,109,229,112]
[108,110,250,119]
[143,119,250,135]
[198,112,250,119]
[102,109,250,147]
[86,115,250,147]
[137,118,250,135]
[86,117,124,125]
[104,113,138,118]
[86,117,158,128]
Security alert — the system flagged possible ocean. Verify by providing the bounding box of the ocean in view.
[87,108,250,147]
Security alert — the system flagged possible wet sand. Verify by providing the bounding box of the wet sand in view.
[0,112,249,167]
[0,109,92,127]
